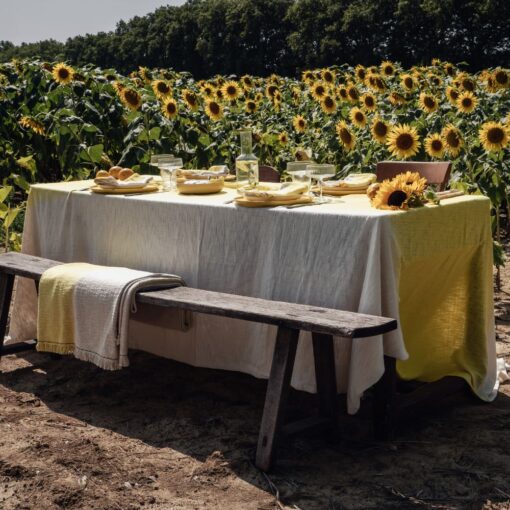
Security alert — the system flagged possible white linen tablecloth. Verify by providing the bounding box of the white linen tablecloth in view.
[9,181,497,413]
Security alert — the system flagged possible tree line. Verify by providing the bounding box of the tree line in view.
[1,0,509,77]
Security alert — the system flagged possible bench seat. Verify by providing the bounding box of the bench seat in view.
[0,251,398,471]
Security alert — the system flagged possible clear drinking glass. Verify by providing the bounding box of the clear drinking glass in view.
[150,154,175,167]
[286,162,312,194]
[159,157,183,191]
[307,164,336,204]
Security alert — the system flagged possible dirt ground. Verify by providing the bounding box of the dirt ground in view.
[1,259,510,509]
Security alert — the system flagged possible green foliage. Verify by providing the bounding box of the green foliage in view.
[0,0,509,76]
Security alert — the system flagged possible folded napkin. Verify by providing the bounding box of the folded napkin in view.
[323,173,376,189]
[94,175,153,189]
[37,263,185,370]
[242,182,308,201]
[178,166,228,178]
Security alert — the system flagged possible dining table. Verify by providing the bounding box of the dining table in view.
[8,180,498,414]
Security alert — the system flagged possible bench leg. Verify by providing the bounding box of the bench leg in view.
[0,273,15,361]
[312,333,338,423]
[256,326,299,472]
[373,355,397,440]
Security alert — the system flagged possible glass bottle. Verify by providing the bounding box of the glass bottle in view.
[235,129,259,186]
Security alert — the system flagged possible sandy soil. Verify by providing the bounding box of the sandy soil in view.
[1,261,510,509]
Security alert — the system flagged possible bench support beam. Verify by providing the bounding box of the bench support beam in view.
[256,326,299,471]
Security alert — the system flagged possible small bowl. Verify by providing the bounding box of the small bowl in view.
[176,177,224,195]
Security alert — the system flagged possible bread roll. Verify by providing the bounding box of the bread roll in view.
[96,170,110,178]
[118,168,134,181]
[109,166,122,178]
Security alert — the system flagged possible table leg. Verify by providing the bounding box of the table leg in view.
[0,273,15,362]
[373,355,397,440]
[255,326,299,472]
[312,333,338,423]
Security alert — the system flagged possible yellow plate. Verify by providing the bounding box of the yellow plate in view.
[90,183,160,194]
[235,195,314,208]
[176,179,224,195]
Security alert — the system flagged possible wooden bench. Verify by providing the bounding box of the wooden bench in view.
[0,252,398,471]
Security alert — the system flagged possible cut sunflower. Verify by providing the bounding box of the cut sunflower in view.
[418,93,439,113]
[424,133,446,158]
[120,88,142,111]
[393,171,427,193]
[371,180,412,210]
[161,98,178,119]
[349,107,367,128]
[320,95,337,114]
[478,122,509,153]
[386,124,421,159]
[456,91,478,114]
[442,124,463,157]
[335,121,356,151]
[204,100,223,121]
[293,115,307,133]
[371,117,390,144]
[52,63,74,85]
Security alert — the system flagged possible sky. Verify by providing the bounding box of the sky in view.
[0,0,185,45]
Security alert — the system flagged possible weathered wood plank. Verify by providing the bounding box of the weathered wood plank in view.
[312,333,338,422]
[0,272,15,359]
[0,252,61,280]
[137,288,397,338]
[0,253,398,339]
[255,327,299,472]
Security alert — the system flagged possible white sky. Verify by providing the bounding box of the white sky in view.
[0,0,185,45]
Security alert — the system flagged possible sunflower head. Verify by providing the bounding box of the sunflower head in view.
[444,63,455,76]
[19,116,45,136]
[442,124,463,157]
[161,98,178,119]
[360,93,376,111]
[182,89,199,111]
[335,121,356,151]
[152,80,171,99]
[310,81,327,101]
[200,83,215,98]
[293,115,307,133]
[204,100,223,121]
[371,117,390,143]
[346,84,359,103]
[386,124,421,160]
[424,133,446,159]
[278,132,289,145]
[456,91,478,114]
[337,86,348,100]
[393,171,427,193]
[479,121,510,153]
[372,179,412,210]
[245,99,258,114]
[354,65,366,82]
[322,69,336,84]
[418,93,438,113]
[381,61,395,77]
[493,69,509,89]
[265,84,279,99]
[222,81,242,101]
[446,86,459,104]
[241,75,254,89]
[400,74,416,91]
[52,63,74,85]
[302,70,315,83]
[120,88,142,111]
[350,107,367,128]
[388,92,407,106]
[321,95,337,114]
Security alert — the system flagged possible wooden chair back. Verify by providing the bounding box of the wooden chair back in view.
[259,165,280,183]
[376,161,452,190]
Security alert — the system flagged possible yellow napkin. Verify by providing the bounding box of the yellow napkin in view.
[323,173,376,189]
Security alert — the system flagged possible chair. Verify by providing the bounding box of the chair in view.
[259,165,280,183]
[376,161,452,191]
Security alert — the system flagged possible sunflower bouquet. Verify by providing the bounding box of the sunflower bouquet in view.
[368,171,434,210]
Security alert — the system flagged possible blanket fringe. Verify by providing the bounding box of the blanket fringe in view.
[74,348,129,371]
[36,342,74,355]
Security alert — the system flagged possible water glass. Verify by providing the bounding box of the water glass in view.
[150,154,175,167]
[159,157,183,191]
[287,162,312,194]
[307,164,336,204]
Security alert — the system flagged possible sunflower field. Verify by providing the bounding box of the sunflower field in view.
[0,58,509,253]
